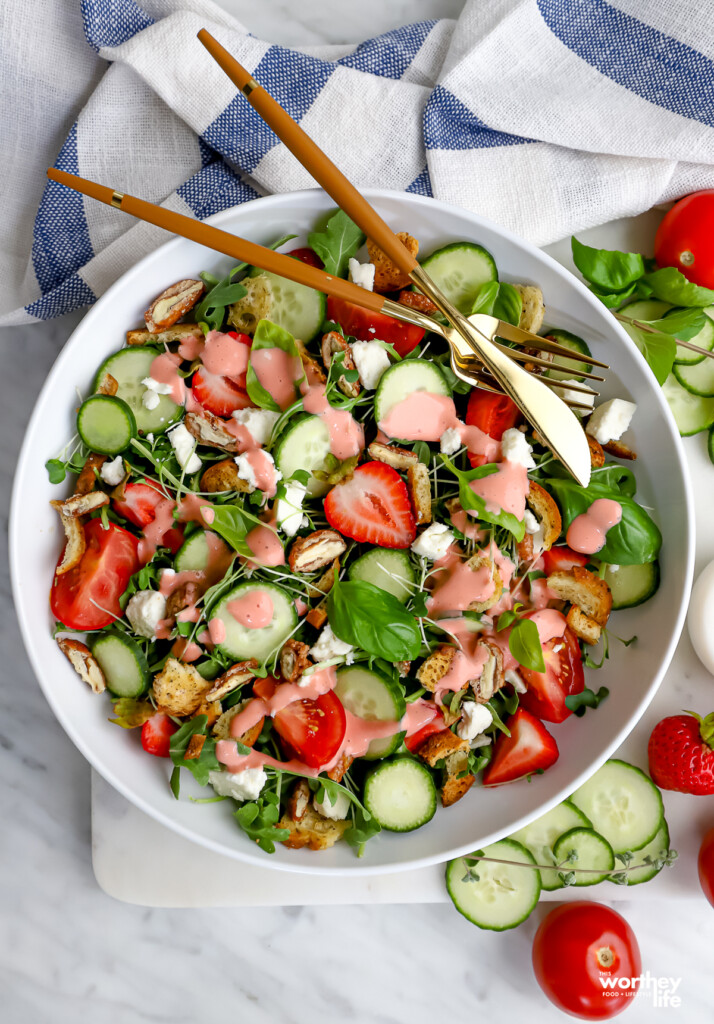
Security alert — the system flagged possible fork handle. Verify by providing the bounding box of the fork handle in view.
[197,29,419,277]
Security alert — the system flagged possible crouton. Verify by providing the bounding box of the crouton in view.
[96,372,118,397]
[192,700,222,727]
[602,439,637,461]
[417,728,469,767]
[205,660,259,702]
[513,285,545,334]
[184,411,238,452]
[145,278,205,333]
[367,441,418,471]
[305,557,340,601]
[526,481,562,551]
[287,779,311,822]
[327,753,354,783]
[587,434,606,469]
[51,490,109,519]
[398,290,438,314]
[279,640,311,684]
[367,232,419,292]
[321,331,360,398]
[417,727,475,807]
[441,769,476,807]
[126,324,202,347]
[567,605,602,645]
[184,734,206,760]
[200,459,250,493]
[279,804,350,850]
[288,529,347,574]
[547,566,613,626]
[74,453,107,495]
[472,638,505,702]
[464,554,503,613]
[56,638,106,694]
[406,462,432,525]
[227,276,273,336]
[295,338,326,385]
[211,702,264,745]
[152,658,211,717]
[416,645,457,692]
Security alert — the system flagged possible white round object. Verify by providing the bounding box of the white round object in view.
[688,560,714,676]
[10,189,694,875]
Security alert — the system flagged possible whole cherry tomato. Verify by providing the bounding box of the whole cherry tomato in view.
[698,827,714,907]
[654,190,714,288]
[532,901,641,1019]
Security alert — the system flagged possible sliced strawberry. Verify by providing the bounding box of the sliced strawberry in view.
[482,707,559,786]
[324,462,416,549]
[541,545,589,575]
[113,482,166,528]
[289,247,323,268]
[192,366,253,417]
[141,713,178,758]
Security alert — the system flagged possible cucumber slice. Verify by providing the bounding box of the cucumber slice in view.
[364,757,437,832]
[174,530,230,573]
[76,395,137,455]
[510,799,592,891]
[617,820,671,886]
[673,307,714,365]
[211,581,297,662]
[246,269,326,342]
[92,632,149,698]
[373,360,449,425]
[570,759,664,854]
[709,425,714,465]
[272,414,333,497]
[417,242,497,315]
[620,299,672,326]
[552,827,615,886]
[446,839,541,931]
[601,561,659,609]
[662,373,714,435]
[347,548,416,603]
[334,665,406,760]
[674,355,714,396]
[94,347,182,435]
[543,329,592,382]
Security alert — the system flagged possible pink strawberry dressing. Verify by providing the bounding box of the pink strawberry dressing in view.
[202,331,250,378]
[149,352,186,405]
[244,523,285,568]
[567,498,622,554]
[240,449,281,498]
[177,333,205,361]
[227,589,274,629]
[302,384,365,459]
[250,347,302,409]
[426,550,497,617]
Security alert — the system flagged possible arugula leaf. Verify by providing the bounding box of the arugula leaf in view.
[307,209,365,277]
[571,237,645,292]
[327,578,422,661]
[440,455,526,541]
[509,617,545,672]
[564,686,610,717]
[234,790,290,854]
[641,266,714,307]
[246,319,305,411]
[343,804,382,852]
[169,716,220,787]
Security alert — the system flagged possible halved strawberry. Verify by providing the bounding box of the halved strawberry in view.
[324,461,416,549]
[113,481,166,528]
[141,713,178,758]
[482,707,559,786]
[192,366,253,417]
[541,545,589,575]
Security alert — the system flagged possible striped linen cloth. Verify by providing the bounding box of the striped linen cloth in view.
[4,0,714,325]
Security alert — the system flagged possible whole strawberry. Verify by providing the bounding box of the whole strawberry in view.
[648,711,714,795]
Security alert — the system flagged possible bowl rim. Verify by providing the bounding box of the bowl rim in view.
[10,186,695,876]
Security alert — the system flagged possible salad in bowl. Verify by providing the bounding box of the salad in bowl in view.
[44,205,663,859]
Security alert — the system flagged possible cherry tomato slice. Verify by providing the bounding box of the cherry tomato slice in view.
[654,190,714,288]
[50,519,139,630]
[326,295,424,357]
[404,710,445,752]
[272,690,347,769]
[465,389,521,467]
[532,901,642,1019]
[520,626,585,723]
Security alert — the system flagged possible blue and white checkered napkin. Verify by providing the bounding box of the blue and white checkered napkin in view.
[6,0,714,325]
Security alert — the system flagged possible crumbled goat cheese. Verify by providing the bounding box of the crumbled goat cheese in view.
[411,522,455,561]
[348,258,375,291]
[555,379,596,416]
[234,452,257,490]
[440,426,462,455]
[100,455,125,486]
[586,399,637,444]
[125,590,167,639]
[314,788,351,820]
[276,480,308,537]
[208,768,267,802]
[168,422,202,474]
[505,668,527,693]
[351,340,390,390]
[457,701,494,743]
[230,407,280,446]
[310,624,354,664]
[500,427,535,469]
[141,376,173,411]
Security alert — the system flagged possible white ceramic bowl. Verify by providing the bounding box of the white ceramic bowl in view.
[11,189,694,875]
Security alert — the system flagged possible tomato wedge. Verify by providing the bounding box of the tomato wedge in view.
[405,710,445,752]
[465,389,521,467]
[519,626,585,724]
[269,687,347,769]
[50,519,139,630]
[482,707,559,786]
[326,295,424,357]
[541,545,589,575]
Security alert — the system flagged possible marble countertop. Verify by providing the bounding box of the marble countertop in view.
[4,2,714,1022]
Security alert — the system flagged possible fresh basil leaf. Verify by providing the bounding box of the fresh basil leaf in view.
[246,319,305,411]
[169,716,220,786]
[45,458,67,484]
[590,464,637,497]
[210,504,263,560]
[170,766,181,800]
[564,685,609,717]
[649,307,707,340]
[622,324,676,385]
[509,617,545,672]
[545,477,661,564]
[497,609,518,631]
[412,440,432,466]
[571,237,645,291]
[589,281,637,309]
[641,266,714,307]
[440,455,526,541]
[327,578,422,661]
[470,280,499,315]
[493,282,523,326]
[307,209,365,278]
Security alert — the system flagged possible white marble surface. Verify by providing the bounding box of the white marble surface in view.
[4,2,714,1022]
